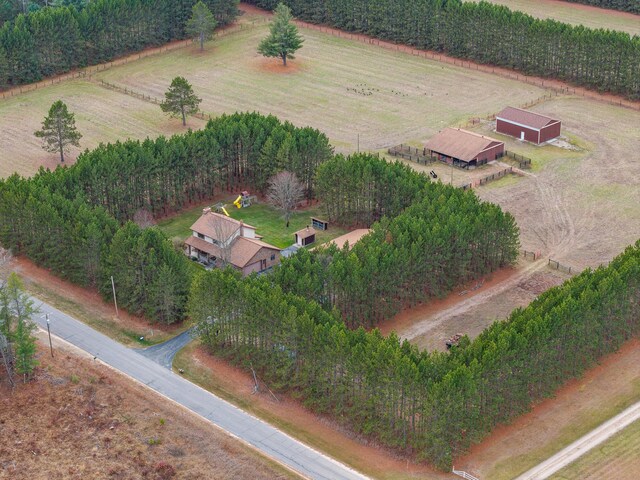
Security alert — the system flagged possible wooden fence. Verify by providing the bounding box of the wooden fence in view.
[0,18,268,100]
[504,150,532,169]
[387,144,435,165]
[476,167,513,186]
[521,249,542,261]
[452,468,480,480]
[548,258,573,274]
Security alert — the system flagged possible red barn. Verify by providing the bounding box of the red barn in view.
[496,107,561,144]
[425,128,504,169]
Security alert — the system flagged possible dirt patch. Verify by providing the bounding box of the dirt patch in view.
[456,339,640,480]
[186,345,447,480]
[251,56,305,74]
[0,342,294,480]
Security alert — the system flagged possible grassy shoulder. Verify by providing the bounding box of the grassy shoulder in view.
[7,259,188,348]
[158,199,349,249]
[550,418,640,480]
[173,341,445,480]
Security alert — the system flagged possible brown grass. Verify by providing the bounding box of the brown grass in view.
[0,341,297,480]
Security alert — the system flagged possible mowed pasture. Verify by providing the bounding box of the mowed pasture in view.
[466,0,640,36]
[0,80,206,178]
[94,23,546,152]
[551,418,640,480]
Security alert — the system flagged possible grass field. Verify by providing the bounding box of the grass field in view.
[466,0,640,36]
[551,418,640,480]
[0,80,206,178]
[157,200,348,249]
[93,23,546,152]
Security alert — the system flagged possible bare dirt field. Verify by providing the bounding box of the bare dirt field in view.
[467,0,640,36]
[0,80,206,178]
[0,341,295,480]
[550,418,640,480]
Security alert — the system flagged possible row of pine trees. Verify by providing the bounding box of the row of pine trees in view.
[192,240,640,469]
[564,0,639,14]
[276,154,519,327]
[0,112,331,321]
[0,0,239,87]
[245,0,640,99]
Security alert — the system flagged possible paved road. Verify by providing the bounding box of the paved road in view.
[32,298,370,480]
[515,401,640,480]
[135,328,195,369]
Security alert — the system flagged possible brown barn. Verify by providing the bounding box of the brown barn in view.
[425,128,504,169]
[496,107,561,144]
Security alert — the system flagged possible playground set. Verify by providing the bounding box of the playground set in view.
[215,191,257,217]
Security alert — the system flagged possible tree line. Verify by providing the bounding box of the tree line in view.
[0,0,239,88]
[244,0,640,99]
[276,153,519,327]
[0,112,332,322]
[192,240,640,469]
[564,0,639,14]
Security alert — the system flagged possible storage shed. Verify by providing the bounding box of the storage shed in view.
[425,128,504,169]
[294,226,316,247]
[496,107,561,144]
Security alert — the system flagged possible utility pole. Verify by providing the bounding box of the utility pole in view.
[46,314,53,358]
[111,276,119,318]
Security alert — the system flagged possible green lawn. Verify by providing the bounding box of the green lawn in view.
[157,199,348,249]
[551,418,640,480]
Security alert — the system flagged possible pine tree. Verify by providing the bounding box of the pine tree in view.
[160,76,202,126]
[186,1,217,52]
[258,3,304,66]
[34,100,82,163]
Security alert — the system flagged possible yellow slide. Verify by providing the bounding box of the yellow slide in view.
[233,195,242,208]
[221,206,230,217]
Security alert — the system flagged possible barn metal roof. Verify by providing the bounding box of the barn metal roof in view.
[496,107,559,130]
[425,128,503,162]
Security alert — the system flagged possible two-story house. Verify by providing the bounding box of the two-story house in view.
[184,208,281,275]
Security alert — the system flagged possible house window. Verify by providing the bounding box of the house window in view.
[270,254,276,261]
[197,233,205,239]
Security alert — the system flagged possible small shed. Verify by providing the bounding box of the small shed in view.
[496,107,561,144]
[311,217,329,231]
[294,226,316,247]
[425,128,504,169]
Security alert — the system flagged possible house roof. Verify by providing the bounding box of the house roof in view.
[425,128,503,162]
[321,229,371,250]
[496,106,559,130]
[190,211,256,243]
[185,235,279,269]
[294,226,317,239]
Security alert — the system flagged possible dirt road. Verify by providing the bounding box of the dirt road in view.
[515,401,640,479]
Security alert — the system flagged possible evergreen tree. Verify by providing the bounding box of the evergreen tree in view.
[34,99,82,163]
[186,1,217,51]
[258,3,303,66]
[160,76,202,126]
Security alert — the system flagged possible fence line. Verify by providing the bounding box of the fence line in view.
[387,144,435,165]
[521,249,542,261]
[294,21,640,112]
[0,19,269,101]
[452,468,480,480]
[475,167,513,186]
[504,150,532,169]
[548,258,573,274]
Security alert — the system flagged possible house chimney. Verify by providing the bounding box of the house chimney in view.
[239,220,244,238]
[306,225,309,231]
[203,207,211,214]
